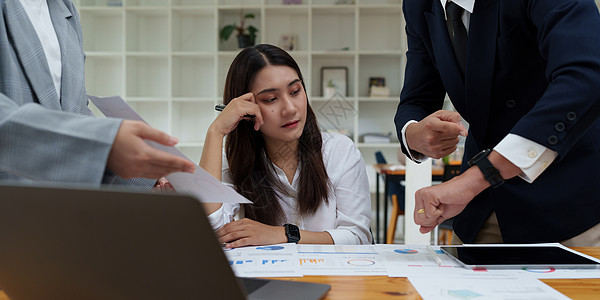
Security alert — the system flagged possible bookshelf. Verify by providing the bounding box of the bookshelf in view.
[76,0,406,190]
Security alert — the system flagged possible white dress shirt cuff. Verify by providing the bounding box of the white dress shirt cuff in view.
[401,120,428,163]
[493,134,558,183]
[207,205,226,230]
[324,229,359,245]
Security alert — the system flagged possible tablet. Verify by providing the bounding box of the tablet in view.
[440,245,600,269]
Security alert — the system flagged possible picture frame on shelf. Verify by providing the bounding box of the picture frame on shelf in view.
[321,67,348,98]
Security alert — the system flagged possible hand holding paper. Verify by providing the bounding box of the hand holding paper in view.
[89,95,251,204]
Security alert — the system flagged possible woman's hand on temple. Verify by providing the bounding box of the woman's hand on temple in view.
[210,92,264,137]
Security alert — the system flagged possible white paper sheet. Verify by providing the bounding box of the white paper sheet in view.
[88,95,250,204]
[224,243,302,277]
[408,276,570,300]
[376,244,477,277]
[297,245,388,276]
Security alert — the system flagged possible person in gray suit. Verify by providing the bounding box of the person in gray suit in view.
[0,0,195,187]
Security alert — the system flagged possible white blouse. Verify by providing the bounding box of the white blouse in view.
[207,132,372,245]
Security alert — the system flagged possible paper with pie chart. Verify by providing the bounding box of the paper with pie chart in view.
[296,245,387,276]
[376,244,474,278]
[224,243,302,277]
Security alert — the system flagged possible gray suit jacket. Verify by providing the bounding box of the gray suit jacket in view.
[0,0,151,188]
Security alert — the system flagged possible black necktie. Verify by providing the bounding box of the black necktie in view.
[446,1,467,75]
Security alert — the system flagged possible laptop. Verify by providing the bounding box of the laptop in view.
[0,184,330,300]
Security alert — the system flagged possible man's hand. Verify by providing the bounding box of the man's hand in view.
[217,218,287,248]
[414,151,521,233]
[406,110,467,158]
[107,120,196,179]
[414,175,478,233]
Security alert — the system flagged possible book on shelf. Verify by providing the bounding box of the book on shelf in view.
[361,132,392,144]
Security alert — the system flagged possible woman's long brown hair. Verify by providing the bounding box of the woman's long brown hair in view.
[223,44,330,225]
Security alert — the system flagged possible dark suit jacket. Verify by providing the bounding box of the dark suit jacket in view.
[395,0,600,243]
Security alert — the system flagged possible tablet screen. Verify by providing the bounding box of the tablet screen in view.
[440,246,600,268]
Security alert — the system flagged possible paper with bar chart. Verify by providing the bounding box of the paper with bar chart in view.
[224,243,302,277]
[296,245,388,276]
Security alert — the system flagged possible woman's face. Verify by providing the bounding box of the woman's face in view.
[250,65,307,146]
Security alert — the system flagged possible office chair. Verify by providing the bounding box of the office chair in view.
[375,151,405,244]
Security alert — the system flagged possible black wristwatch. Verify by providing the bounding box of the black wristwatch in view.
[468,149,505,188]
[284,224,300,243]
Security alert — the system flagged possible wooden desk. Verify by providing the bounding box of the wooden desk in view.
[373,164,445,243]
[274,247,600,300]
[1,248,599,299]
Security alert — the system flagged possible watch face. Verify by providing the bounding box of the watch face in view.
[285,224,300,243]
[469,149,491,166]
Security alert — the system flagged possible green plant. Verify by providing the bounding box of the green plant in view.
[219,12,258,45]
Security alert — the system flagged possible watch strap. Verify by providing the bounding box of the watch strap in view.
[284,224,300,243]
[468,149,505,188]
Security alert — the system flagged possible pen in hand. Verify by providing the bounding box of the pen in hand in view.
[215,104,255,118]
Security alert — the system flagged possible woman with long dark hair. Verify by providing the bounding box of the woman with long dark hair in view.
[201,44,371,247]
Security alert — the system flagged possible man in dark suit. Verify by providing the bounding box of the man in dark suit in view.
[395,0,600,246]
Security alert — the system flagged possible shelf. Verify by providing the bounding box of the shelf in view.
[124,52,169,57]
[217,5,262,10]
[358,51,403,56]
[358,55,403,97]
[126,0,168,7]
[80,8,123,52]
[218,8,262,51]
[79,0,123,7]
[311,5,355,12]
[127,101,170,133]
[264,4,309,10]
[84,52,123,57]
[125,97,170,102]
[172,52,214,57]
[172,56,215,98]
[359,7,404,52]
[357,102,399,138]
[171,102,215,144]
[126,56,169,98]
[125,9,168,52]
[264,7,309,52]
[172,97,216,102]
[358,0,402,5]
[172,8,216,52]
[85,56,123,97]
[357,143,401,148]
[357,97,400,102]
[358,5,402,13]
[172,0,215,7]
[312,9,355,52]
[311,50,355,56]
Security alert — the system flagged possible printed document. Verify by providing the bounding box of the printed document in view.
[88,95,250,204]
